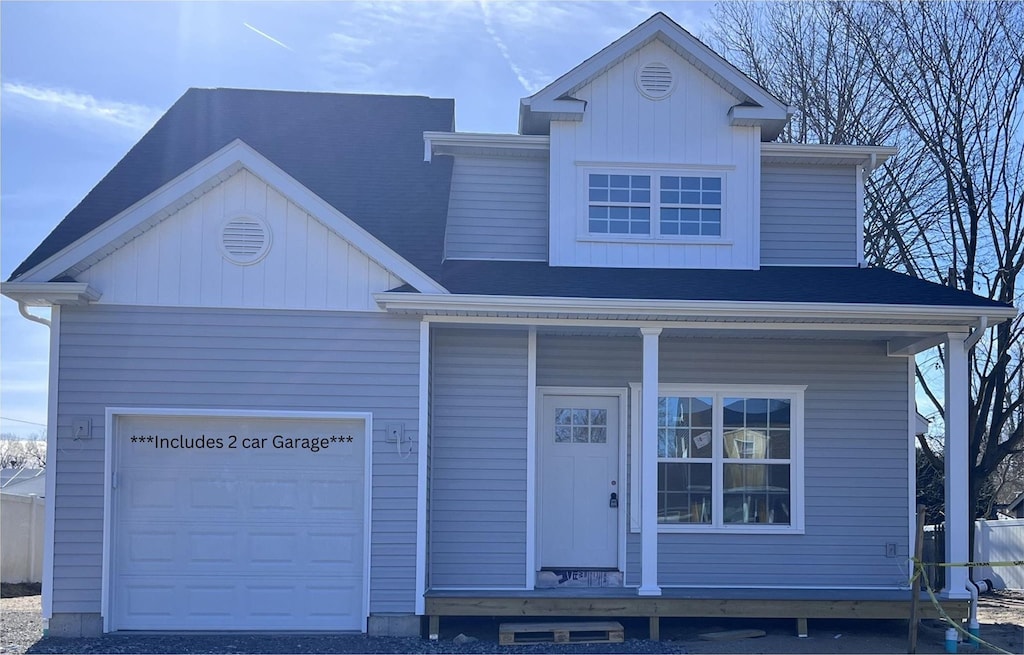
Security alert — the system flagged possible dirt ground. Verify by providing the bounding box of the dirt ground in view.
[1,585,1021,654]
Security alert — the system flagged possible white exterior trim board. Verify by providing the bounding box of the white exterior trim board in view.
[525,329,537,588]
[761,143,897,170]
[41,306,59,620]
[424,132,549,162]
[415,321,429,615]
[379,293,1015,325]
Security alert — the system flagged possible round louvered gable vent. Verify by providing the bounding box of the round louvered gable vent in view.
[220,215,271,265]
[636,62,675,100]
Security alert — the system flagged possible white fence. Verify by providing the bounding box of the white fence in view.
[0,493,44,583]
[975,518,1024,590]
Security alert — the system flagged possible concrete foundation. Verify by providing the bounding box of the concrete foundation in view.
[45,613,102,637]
[367,613,421,637]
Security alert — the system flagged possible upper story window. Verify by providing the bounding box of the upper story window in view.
[659,176,721,236]
[585,170,724,239]
[588,174,651,235]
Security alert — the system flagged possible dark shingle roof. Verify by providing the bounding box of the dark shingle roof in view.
[9,88,454,281]
[404,260,1011,309]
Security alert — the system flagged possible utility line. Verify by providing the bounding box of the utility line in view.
[0,416,47,428]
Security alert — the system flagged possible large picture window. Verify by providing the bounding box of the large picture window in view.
[632,385,804,533]
[585,170,725,239]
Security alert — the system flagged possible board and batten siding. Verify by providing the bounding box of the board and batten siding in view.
[760,163,859,266]
[51,305,421,615]
[549,38,760,269]
[537,335,911,589]
[76,168,405,310]
[429,329,529,588]
[444,156,548,262]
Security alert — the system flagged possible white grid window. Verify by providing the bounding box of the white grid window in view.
[584,170,724,240]
[631,385,804,534]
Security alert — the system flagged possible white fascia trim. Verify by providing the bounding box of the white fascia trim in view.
[760,143,898,171]
[375,293,1017,325]
[16,139,447,295]
[1,282,100,306]
[424,132,549,162]
[525,15,788,121]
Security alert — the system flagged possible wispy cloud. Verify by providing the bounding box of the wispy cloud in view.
[243,22,293,51]
[2,82,161,134]
[478,1,540,93]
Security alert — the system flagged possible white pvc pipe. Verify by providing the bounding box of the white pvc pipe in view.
[966,580,980,642]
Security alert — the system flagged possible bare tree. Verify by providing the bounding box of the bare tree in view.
[709,0,1024,553]
[0,434,47,469]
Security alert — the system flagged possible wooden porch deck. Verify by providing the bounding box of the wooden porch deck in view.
[424,587,969,640]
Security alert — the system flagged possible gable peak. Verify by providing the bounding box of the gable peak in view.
[519,12,793,139]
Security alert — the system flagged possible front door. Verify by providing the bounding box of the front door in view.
[539,394,619,568]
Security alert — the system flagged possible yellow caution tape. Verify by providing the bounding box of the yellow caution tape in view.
[913,559,1014,655]
[914,558,1024,568]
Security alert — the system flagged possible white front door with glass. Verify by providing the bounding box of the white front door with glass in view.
[539,394,620,568]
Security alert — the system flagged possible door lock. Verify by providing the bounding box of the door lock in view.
[609,492,618,508]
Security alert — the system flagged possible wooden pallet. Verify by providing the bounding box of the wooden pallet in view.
[498,620,624,645]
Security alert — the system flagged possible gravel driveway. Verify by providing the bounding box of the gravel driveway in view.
[4,588,1022,655]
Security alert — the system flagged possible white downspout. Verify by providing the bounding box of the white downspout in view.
[959,316,989,647]
[18,301,51,327]
[963,316,988,350]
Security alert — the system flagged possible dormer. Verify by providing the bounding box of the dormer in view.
[523,13,792,270]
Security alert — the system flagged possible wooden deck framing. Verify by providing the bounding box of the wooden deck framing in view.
[424,588,969,641]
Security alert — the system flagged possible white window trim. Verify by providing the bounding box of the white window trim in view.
[629,383,806,535]
[578,165,731,244]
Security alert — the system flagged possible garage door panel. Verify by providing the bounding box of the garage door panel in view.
[117,576,362,629]
[112,415,368,631]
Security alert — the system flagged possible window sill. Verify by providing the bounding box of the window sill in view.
[657,525,804,535]
[577,235,733,246]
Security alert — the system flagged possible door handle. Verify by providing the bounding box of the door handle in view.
[609,492,618,508]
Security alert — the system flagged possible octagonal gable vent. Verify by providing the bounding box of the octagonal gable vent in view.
[220,215,271,265]
[636,62,675,100]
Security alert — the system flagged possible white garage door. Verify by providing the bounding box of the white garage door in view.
[110,413,368,631]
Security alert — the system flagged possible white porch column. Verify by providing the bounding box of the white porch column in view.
[639,327,662,596]
[943,333,970,599]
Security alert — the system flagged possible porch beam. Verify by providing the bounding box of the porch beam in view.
[943,333,970,599]
[639,328,662,596]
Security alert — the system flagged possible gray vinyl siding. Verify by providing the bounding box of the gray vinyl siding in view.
[444,155,549,262]
[537,335,910,589]
[429,328,528,587]
[760,163,859,266]
[52,304,421,614]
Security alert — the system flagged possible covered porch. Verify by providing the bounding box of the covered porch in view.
[375,286,1006,631]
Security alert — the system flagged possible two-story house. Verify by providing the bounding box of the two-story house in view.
[3,13,1013,638]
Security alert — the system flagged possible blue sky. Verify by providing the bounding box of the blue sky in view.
[0,1,719,438]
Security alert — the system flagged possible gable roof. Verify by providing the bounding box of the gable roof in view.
[9,88,455,282]
[393,260,1013,312]
[519,12,793,138]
